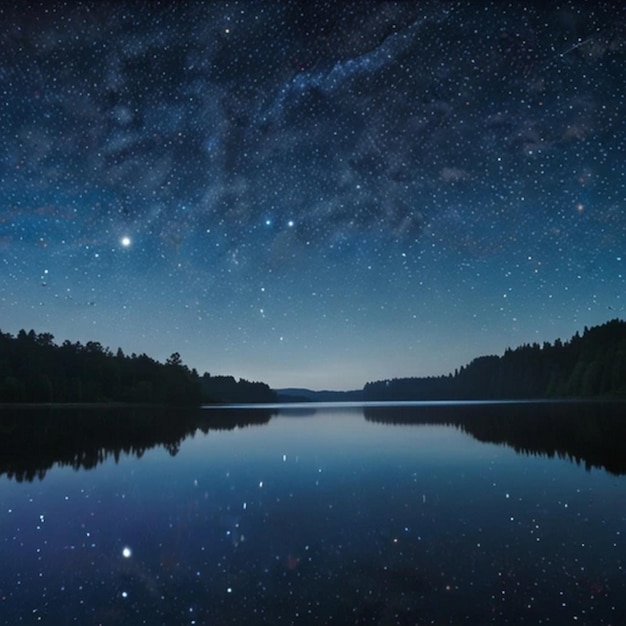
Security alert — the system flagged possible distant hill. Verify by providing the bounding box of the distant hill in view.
[275,387,365,403]
[363,319,626,401]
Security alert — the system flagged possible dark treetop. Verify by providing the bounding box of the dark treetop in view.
[364,319,626,400]
[0,328,275,405]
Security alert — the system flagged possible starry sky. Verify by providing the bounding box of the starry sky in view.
[2,1,625,390]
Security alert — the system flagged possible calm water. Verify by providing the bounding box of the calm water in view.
[1,401,625,625]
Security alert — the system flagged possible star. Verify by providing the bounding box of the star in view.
[0,1,623,390]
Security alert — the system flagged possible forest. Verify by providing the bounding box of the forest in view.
[0,328,276,405]
[2,319,625,405]
[364,319,626,401]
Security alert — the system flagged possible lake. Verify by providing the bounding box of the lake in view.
[1,401,625,624]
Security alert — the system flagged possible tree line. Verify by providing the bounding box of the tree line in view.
[0,328,276,405]
[364,318,626,401]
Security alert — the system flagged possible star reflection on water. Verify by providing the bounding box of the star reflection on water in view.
[0,401,625,624]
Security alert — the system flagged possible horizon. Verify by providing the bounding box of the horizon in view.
[2,2,625,390]
[3,316,622,394]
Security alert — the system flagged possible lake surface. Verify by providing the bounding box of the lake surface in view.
[1,401,625,624]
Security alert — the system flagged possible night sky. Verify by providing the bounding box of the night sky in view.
[2,1,625,390]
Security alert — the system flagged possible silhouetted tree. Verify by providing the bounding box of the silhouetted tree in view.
[364,319,626,400]
[0,326,278,405]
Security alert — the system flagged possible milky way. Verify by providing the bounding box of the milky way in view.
[2,1,625,388]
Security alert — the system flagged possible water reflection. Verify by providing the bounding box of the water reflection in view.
[1,401,626,624]
[364,400,626,475]
[0,406,275,482]
[2,401,625,483]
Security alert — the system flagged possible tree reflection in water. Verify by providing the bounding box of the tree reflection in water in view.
[0,406,275,482]
[2,401,625,482]
[364,400,626,475]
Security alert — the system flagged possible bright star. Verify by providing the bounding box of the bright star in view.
[120,236,132,247]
